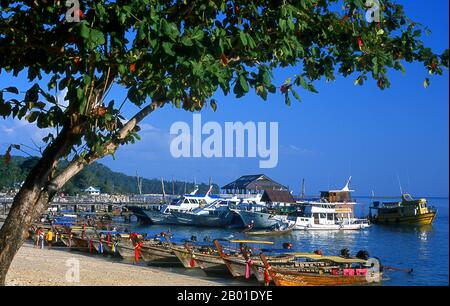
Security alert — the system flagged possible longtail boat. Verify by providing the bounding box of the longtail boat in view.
[191,251,229,275]
[140,240,182,266]
[259,253,382,286]
[212,239,299,281]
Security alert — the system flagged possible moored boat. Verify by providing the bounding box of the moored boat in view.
[140,240,182,266]
[244,223,295,236]
[172,199,240,227]
[142,190,222,225]
[259,253,382,286]
[369,194,436,225]
[287,178,370,230]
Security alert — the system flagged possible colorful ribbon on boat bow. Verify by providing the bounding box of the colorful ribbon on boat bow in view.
[89,238,93,254]
[190,253,197,268]
[264,266,271,286]
[245,257,253,279]
[98,238,103,254]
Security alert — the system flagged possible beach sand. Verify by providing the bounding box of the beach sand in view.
[5,242,222,286]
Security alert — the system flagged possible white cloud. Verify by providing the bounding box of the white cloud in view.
[0,118,54,151]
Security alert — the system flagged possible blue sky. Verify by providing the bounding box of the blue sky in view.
[1,1,448,197]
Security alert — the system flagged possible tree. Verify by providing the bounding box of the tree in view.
[0,0,447,284]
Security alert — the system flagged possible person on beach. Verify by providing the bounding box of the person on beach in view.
[46,229,53,249]
[35,227,43,248]
[38,228,45,249]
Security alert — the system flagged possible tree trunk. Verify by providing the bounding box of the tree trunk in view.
[0,126,78,285]
[0,101,161,285]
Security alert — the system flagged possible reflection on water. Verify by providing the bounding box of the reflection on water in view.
[131,197,449,286]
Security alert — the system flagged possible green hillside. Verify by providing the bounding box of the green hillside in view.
[0,155,218,195]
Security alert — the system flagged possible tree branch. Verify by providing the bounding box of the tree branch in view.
[48,101,164,191]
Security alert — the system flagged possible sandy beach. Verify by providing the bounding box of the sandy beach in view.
[6,242,222,286]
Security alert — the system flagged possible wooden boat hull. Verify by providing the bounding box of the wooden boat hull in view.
[268,268,382,286]
[116,243,136,260]
[71,236,90,252]
[221,255,299,283]
[371,212,436,225]
[140,244,181,266]
[91,239,116,255]
[221,257,249,278]
[171,246,200,268]
[59,235,76,248]
[193,253,229,275]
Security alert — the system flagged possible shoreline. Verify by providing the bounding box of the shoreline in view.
[6,242,222,286]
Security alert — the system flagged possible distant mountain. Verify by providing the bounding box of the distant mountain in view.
[0,155,219,195]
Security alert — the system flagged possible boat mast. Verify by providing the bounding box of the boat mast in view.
[300,178,305,199]
[136,171,142,195]
[172,176,175,196]
[161,177,166,203]
[396,173,404,195]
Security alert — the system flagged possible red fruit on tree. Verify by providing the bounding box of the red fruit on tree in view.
[377,79,383,88]
[77,9,84,19]
[97,106,107,117]
[130,63,136,73]
[220,54,228,66]
[280,84,287,94]
[357,38,364,47]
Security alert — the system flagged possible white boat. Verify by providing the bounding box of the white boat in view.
[172,198,241,227]
[287,177,370,230]
[231,194,290,229]
[142,186,222,224]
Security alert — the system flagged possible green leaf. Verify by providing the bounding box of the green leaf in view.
[191,28,204,41]
[79,22,90,39]
[4,87,19,94]
[162,42,175,56]
[290,88,301,102]
[26,111,40,123]
[279,19,287,32]
[239,75,249,93]
[181,36,193,46]
[89,29,105,46]
[239,31,248,46]
[161,19,180,41]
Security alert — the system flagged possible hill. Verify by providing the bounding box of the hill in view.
[0,155,219,195]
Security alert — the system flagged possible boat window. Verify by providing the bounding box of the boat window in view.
[327,214,334,220]
[184,199,190,204]
[320,213,326,219]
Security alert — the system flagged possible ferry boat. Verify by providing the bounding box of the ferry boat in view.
[142,187,221,225]
[287,178,370,230]
[230,194,292,229]
[172,198,241,227]
[369,194,436,225]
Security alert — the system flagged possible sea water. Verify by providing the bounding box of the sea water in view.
[132,197,449,286]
